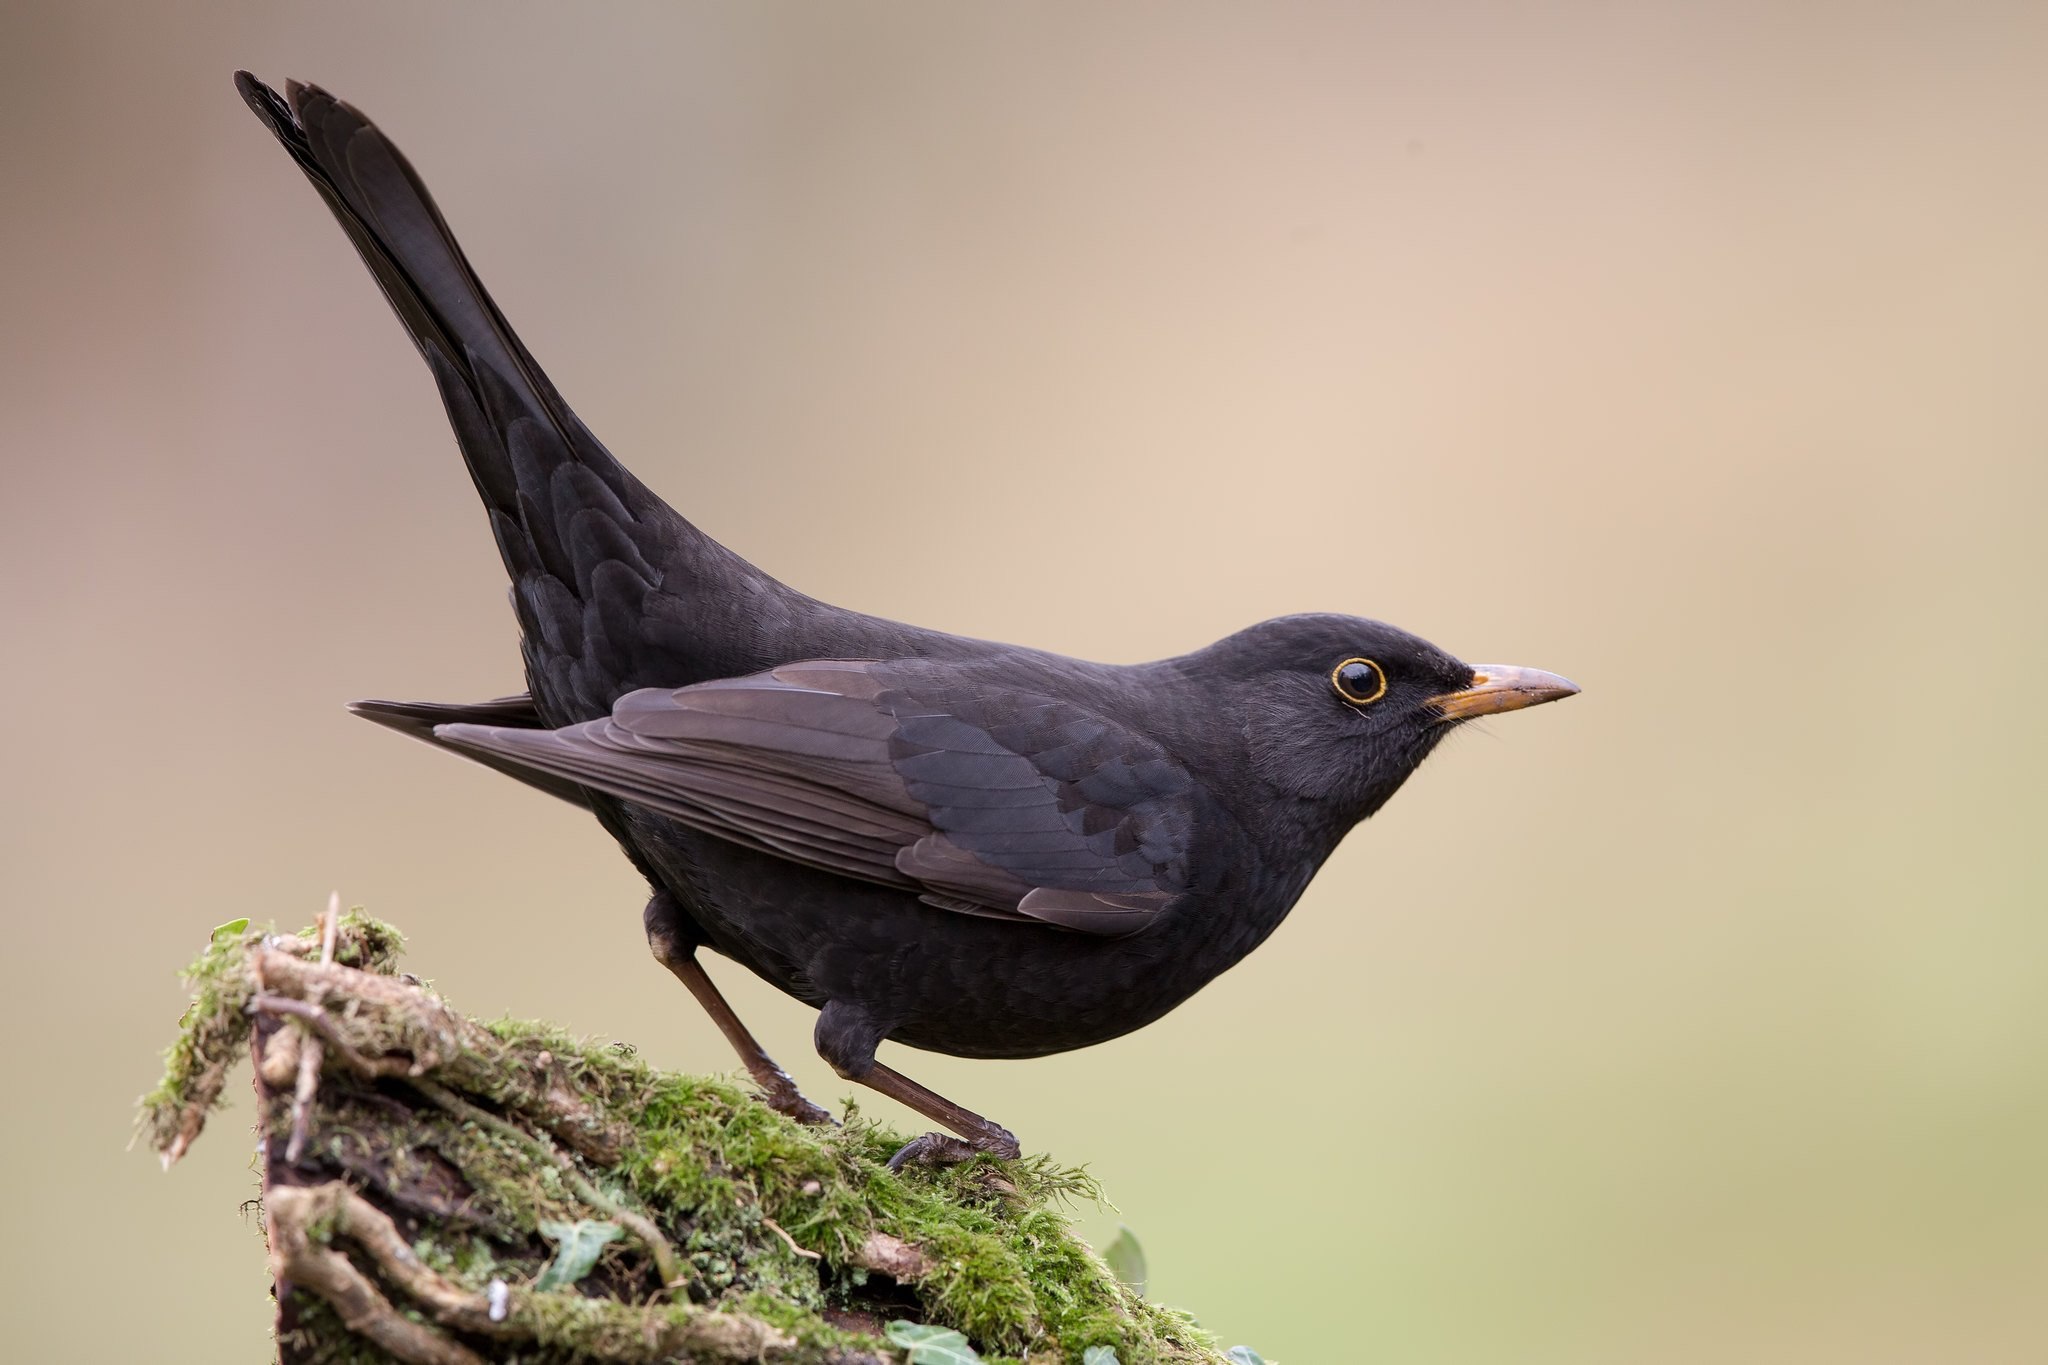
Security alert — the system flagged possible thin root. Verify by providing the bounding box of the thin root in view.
[267,1184,486,1365]
[285,898,333,1161]
[251,994,412,1079]
[762,1217,822,1261]
[266,1182,794,1363]
[410,1078,682,1292]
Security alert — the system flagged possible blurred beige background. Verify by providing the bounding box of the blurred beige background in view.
[5,2,2045,1360]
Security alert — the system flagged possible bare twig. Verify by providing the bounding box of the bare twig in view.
[266,1185,485,1365]
[763,1217,823,1261]
[251,995,411,1079]
[252,946,630,1162]
[282,895,341,1162]
[157,1094,211,1171]
[319,893,340,963]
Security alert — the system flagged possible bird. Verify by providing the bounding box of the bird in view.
[235,72,1579,1169]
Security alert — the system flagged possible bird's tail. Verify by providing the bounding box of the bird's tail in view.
[235,75,636,536]
[235,74,782,715]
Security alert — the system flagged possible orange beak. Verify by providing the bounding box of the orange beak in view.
[1427,665,1581,722]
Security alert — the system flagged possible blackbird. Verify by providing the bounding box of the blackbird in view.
[236,73,1579,1168]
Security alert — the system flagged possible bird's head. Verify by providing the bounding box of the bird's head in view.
[1183,613,1578,825]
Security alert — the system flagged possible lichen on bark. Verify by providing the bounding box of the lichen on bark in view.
[140,912,1233,1364]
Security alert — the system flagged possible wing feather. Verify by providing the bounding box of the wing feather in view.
[435,658,1189,935]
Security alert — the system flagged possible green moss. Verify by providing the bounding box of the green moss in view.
[151,917,1232,1364]
[138,911,404,1158]
[477,1022,1216,1361]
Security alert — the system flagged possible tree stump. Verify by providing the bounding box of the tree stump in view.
[140,912,1239,1365]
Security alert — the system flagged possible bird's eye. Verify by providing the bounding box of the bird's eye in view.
[1332,657,1388,705]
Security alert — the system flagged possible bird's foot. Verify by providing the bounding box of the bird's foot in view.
[744,1058,836,1125]
[756,1076,836,1127]
[885,1125,1021,1172]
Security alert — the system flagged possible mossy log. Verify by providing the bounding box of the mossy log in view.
[140,912,1239,1365]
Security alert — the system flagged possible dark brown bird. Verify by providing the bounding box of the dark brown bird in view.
[236,73,1579,1167]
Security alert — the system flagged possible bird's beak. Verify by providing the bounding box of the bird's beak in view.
[1427,665,1580,722]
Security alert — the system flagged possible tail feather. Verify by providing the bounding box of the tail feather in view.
[236,73,616,520]
[349,695,594,810]
[237,72,796,719]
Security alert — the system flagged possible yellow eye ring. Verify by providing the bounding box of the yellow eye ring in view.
[1331,657,1388,705]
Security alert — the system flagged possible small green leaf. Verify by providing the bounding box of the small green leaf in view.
[1083,1347,1121,1365]
[1225,1348,1269,1364]
[210,918,250,942]
[884,1320,981,1364]
[533,1218,623,1290]
[1102,1224,1147,1295]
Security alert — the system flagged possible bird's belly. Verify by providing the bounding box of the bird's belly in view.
[634,823,1272,1060]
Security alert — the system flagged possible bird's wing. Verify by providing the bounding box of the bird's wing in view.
[434,660,1191,935]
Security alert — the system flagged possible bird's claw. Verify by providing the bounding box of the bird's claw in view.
[754,1074,837,1127]
[768,1091,837,1126]
[885,1127,1021,1172]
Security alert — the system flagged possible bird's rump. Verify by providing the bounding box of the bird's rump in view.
[435,660,1190,935]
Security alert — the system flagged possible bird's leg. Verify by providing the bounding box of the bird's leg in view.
[669,956,835,1126]
[642,894,834,1125]
[862,1062,1023,1171]
[815,1001,1021,1170]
